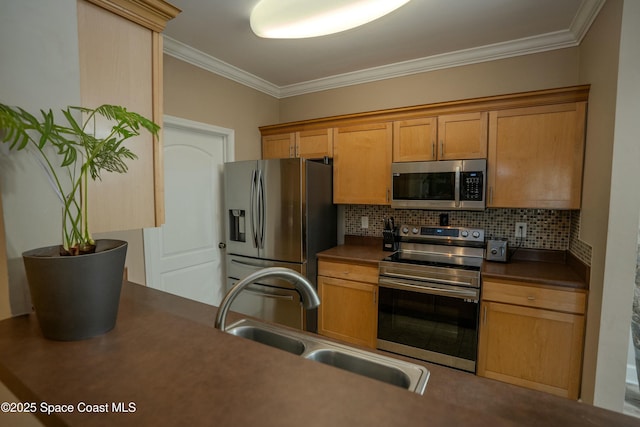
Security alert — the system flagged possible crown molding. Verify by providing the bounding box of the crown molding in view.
[163,36,281,97]
[163,0,604,99]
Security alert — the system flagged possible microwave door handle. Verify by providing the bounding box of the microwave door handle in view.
[454,166,461,208]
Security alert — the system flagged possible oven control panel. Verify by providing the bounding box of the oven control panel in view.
[398,224,485,242]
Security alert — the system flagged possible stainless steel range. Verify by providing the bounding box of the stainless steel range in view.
[377,225,484,372]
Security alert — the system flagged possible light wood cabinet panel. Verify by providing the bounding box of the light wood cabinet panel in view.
[438,112,488,160]
[317,273,378,349]
[297,128,333,159]
[0,195,9,318]
[393,113,487,162]
[262,133,295,159]
[78,0,176,232]
[318,259,379,283]
[487,102,586,209]
[262,129,333,159]
[477,279,586,399]
[333,123,392,205]
[482,279,586,314]
[393,117,437,161]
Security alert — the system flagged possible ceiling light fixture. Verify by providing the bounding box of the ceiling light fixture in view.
[250,0,411,39]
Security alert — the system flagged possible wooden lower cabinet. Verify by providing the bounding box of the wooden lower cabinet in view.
[317,259,378,348]
[477,279,586,399]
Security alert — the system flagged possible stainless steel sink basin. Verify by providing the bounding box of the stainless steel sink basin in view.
[224,318,429,394]
[226,324,306,355]
[305,349,413,389]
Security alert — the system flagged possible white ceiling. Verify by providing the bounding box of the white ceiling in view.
[162,0,605,98]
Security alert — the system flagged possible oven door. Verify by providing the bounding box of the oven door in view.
[377,276,480,372]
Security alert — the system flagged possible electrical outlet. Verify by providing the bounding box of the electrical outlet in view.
[515,222,527,238]
[361,216,369,229]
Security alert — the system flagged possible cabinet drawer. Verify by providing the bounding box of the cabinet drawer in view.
[318,259,379,284]
[482,279,586,314]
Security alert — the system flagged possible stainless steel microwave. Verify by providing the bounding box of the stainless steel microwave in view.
[391,159,487,210]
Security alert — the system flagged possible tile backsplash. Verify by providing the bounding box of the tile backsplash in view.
[344,206,592,266]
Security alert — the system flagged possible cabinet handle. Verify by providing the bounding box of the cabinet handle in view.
[386,188,390,202]
[440,140,444,156]
[483,305,487,325]
[432,141,436,159]
[527,296,535,301]
[489,186,493,205]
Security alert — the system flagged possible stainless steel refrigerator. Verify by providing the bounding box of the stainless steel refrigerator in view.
[223,158,336,332]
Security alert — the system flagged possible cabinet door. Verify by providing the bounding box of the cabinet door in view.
[317,275,378,348]
[487,102,586,209]
[79,1,160,231]
[262,133,295,159]
[393,117,437,162]
[437,112,488,160]
[333,123,393,205]
[477,301,584,399]
[296,129,333,159]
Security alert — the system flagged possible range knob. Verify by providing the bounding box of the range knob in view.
[402,226,409,234]
[472,231,480,239]
[412,227,420,234]
[461,230,469,237]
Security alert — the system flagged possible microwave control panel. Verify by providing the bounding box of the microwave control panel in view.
[460,172,483,201]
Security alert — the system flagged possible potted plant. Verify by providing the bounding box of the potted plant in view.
[0,103,159,340]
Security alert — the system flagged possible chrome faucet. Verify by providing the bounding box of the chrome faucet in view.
[214,267,321,331]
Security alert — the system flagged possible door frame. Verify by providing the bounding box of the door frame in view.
[143,115,235,291]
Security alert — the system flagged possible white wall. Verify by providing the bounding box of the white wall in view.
[0,0,81,317]
[593,0,640,411]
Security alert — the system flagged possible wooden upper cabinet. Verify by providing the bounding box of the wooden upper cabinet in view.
[78,0,179,232]
[333,123,393,205]
[297,128,333,159]
[262,129,333,159]
[262,133,295,159]
[487,102,586,209]
[393,113,487,162]
[438,112,488,160]
[393,117,437,161]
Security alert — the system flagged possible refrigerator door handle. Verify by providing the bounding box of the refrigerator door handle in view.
[250,169,258,248]
[257,169,265,249]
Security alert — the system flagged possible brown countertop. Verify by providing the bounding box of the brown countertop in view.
[316,243,389,266]
[482,249,589,290]
[0,282,633,427]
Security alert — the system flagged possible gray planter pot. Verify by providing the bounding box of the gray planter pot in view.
[22,239,127,341]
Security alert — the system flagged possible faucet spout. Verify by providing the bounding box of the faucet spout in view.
[214,267,320,331]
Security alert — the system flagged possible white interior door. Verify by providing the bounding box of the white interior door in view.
[144,116,234,306]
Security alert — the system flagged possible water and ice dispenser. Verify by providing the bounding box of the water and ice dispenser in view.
[228,209,246,242]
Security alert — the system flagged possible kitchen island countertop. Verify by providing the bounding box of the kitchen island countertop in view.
[0,282,634,426]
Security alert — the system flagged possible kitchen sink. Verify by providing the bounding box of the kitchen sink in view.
[304,349,412,389]
[226,324,306,355]
[224,318,429,394]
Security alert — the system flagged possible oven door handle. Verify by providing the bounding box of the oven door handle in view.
[379,277,479,300]
[380,271,476,288]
